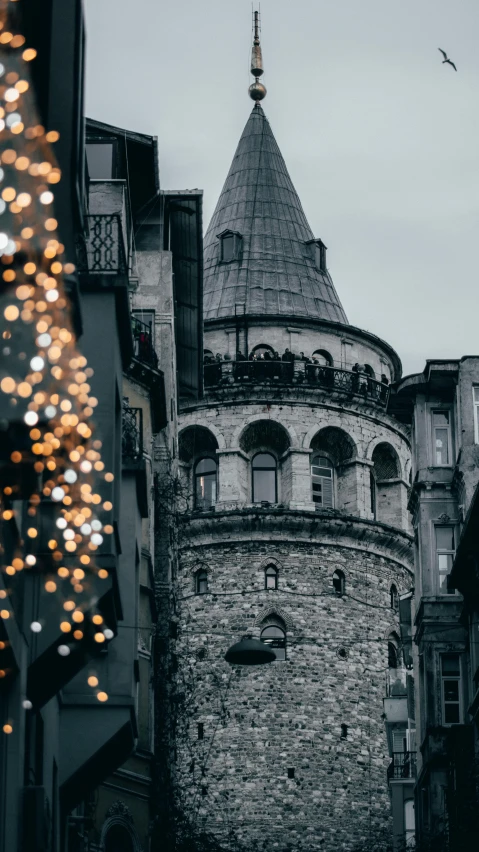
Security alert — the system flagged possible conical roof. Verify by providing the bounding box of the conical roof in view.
[203,104,348,324]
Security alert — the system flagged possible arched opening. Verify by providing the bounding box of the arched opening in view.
[332,569,345,596]
[388,642,398,669]
[261,619,286,661]
[312,349,333,366]
[194,457,217,509]
[195,568,208,595]
[310,427,357,513]
[251,344,275,359]
[104,824,135,852]
[390,584,399,611]
[363,364,375,378]
[265,564,279,590]
[179,426,219,510]
[252,453,277,503]
[372,443,402,526]
[240,420,290,504]
[340,723,348,739]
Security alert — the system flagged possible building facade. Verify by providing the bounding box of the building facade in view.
[171,27,414,852]
[0,3,201,850]
[393,358,479,851]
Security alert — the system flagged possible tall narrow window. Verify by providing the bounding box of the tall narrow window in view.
[432,410,451,466]
[195,569,208,595]
[252,453,277,503]
[388,642,398,669]
[194,457,217,509]
[390,584,399,611]
[474,387,479,444]
[370,470,376,517]
[261,625,286,661]
[436,525,455,594]
[265,565,278,590]
[311,455,334,507]
[441,654,462,724]
[332,570,345,596]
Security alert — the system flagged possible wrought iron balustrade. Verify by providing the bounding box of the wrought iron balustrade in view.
[122,405,143,463]
[387,752,416,780]
[204,358,390,407]
[131,316,158,369]
[84,214,127,275]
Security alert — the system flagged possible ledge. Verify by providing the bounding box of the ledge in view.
[178,507,414,569]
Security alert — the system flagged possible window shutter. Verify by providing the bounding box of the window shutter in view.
[392,731,406,753]
[321,476,333,507]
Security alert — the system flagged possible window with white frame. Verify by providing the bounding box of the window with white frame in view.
[435,525,456,594]
[432,410,451,466]
[441,653,462,724]
[311,455,334,507]
[474,387,479,444]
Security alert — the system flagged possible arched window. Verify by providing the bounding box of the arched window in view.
[195,569,208,595]
[312,349,333,366]
[261,625,286,661]
[265,565,278,590]
[194,457,217,509]
[340,723,348,739]
[390,584,399,611]
[251,344,275,359]
[332,569,345,596]
[388,642,398,669]
[252,453,277,503]
[311,455,334,507]
[104,825,135,852]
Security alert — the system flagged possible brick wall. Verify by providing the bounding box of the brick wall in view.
[173,518,412,852]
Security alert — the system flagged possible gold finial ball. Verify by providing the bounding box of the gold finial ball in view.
[248,81,267,102]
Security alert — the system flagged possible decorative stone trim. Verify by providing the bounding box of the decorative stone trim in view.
[254,604,294,630]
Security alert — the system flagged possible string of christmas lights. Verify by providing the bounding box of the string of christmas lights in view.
[0,0,114,733]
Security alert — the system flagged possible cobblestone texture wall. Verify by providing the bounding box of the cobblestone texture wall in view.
[173,518,412,852]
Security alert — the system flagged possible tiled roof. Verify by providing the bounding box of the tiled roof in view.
[203,104,348,324]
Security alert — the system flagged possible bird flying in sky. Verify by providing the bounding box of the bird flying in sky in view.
[438,49,457,71]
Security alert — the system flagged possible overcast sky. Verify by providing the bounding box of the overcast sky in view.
[83,0,479,377]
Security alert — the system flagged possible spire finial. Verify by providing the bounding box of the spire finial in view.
[249,9,267,104]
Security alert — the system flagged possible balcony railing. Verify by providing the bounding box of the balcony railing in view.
[84,214,127,275]
[387,752,417,781]
[122,405,143,463]
[131,316,158,369]
[204,359,390,407]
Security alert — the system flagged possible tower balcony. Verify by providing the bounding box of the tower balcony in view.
[203,358,390,409]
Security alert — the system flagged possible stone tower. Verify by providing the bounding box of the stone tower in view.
[173,19,413,852]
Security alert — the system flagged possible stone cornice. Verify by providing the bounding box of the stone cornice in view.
[178,508,414,572]
[179,394,410,447]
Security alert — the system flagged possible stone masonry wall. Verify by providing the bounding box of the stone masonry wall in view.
[173,522,412,852]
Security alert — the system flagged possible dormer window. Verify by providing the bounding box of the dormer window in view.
[306,239,327,272]
[217,229,242,263]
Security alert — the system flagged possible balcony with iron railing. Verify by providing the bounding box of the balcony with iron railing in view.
[83,213,128,275]
[387,752,417,782]
[203,358,390,409]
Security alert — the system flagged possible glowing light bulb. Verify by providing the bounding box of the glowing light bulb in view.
[57,645,70,656]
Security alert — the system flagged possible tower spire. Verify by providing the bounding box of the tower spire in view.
[249,9,267,104]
